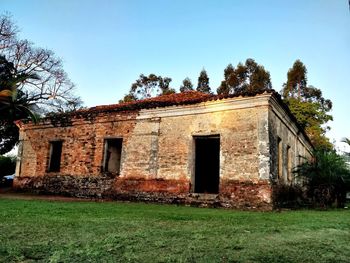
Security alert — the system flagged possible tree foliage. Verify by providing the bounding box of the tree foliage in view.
[0,14,82,113]
[0,55,38,121]
[341,137,350,156]
[294,150,350,208]
[120,74,175,102]
[0,155,16,177]
[0,14,82,154]
[179,77,194,92]
[196,69,211,94]
[283,60,307,99]
[0,55,40,154]
[341,137,350,147]
[282,60,333,150]
[217,58,272,95]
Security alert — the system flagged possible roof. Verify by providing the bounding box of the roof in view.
[85,91,212,113]
[75,89,274,115]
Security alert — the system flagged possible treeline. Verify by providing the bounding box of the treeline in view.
[121,59,333,151]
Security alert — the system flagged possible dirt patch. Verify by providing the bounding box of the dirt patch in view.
[0,189,96,202]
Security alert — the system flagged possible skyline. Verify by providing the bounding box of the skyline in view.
[1,0,349,151]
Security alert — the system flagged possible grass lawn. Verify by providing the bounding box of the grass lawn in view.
[0,198,349,263]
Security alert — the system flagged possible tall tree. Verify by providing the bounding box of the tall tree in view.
[217,58,272,95]
[120,74,175,102]
[283,60,307,99]
[0,14,82,113]
[0,14,82,154]
[179,77,194,92]
[282,60,333,150]
[196,69,211,94]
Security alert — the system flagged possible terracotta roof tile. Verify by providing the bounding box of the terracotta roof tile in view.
[78,91,212,114]
[77,89,277,114]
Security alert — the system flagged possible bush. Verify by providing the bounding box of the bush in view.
[294,150,350,208]
[272,184,306,209]
[0,155,16,178]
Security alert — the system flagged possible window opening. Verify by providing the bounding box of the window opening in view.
[48,141,63,172]
[287,145,292,182]
[103,138,123,174]
[278,137,282,180]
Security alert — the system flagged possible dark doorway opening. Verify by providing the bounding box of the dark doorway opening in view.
[103,138,123,174]
[194,136,220,194]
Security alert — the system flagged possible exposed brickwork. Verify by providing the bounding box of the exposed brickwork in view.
[15,92,313,210]
[114,177,190,194]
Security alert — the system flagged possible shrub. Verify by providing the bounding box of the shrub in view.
[294,150,350,208]
[272,184,306,209]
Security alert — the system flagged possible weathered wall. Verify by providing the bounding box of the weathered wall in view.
[15,94,284,209]
[268,97,313,184]
[16,112,138,178]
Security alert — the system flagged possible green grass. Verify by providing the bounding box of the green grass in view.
[0,198,350,263]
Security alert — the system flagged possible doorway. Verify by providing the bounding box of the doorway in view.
[194,136,220,194]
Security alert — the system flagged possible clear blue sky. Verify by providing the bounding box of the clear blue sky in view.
[2,0,350,151]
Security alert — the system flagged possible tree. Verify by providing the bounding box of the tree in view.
[217,58,272,95]
[196,69,211,94]
[282,60,307,99]
[0,55,38,121]
[0,55,39,154]
[179,77,194,92]
[282,60,333,150]
[0,14,82,113]
[0,14,82,154]
[120,74,175,102]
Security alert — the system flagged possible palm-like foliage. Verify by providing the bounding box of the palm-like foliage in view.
[0,55,39,154]
[0,55,39,123]
[294,150,350,207]
[341,137,350,147]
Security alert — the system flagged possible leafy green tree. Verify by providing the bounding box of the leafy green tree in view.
[217,59,272,95]
[179,77,194,92]
[120,74,175,102]
[159,77,175,95]
[196,69,211,94]
[295,150,350,208]
[282,60,333,150]
[282,60,307,99]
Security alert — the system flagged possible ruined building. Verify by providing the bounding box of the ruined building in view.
[14,91,313,209]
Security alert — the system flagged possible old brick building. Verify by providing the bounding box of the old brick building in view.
[14,91,313,209]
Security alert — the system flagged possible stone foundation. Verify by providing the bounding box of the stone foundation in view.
[14,176,272,210]
[14,176,115,198]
